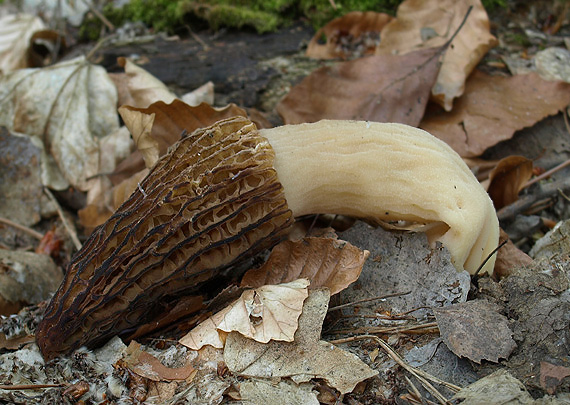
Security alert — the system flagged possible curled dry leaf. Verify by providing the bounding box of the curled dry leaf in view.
[306,11,392,60]
[420,71,570,157]
[179,279,309,350]
[115,99,248,178]
[0,14,45,73]
[241,236,369,295]
[377,0,497,111]
[0,56,120,191]
[487,156,534,209]
[224,289,378,394]
[112,57,177,108]
[277,46,442,126]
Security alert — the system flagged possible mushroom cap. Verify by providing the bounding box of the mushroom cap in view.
[36,117,292,360]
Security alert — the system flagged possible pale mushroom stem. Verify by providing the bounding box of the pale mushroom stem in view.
[260,120,499,275]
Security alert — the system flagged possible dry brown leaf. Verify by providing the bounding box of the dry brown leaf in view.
[306,11,392,60]
[277,46,442,125]
[241,236,369,295]
[487,156,534,209]
[494,229,533,279]
[125,341,195,382]
[180,279,309,350]
[434,300,516,364]
[420,71,570,157]
[117,99,248,173]
[0,56,120,191]
[0,333,35,351]
[540,361,570,395]
[0,14,46,73]
[377,0,497,111]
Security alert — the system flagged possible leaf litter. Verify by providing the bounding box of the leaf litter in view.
[0,0,570,403]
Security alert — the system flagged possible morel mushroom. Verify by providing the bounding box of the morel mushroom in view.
[36,117,499,360]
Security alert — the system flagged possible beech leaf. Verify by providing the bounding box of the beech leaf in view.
[223,289,378,394]
[306,11,392,60]
[277,46,442,126]
[377,0,497,111]
[487,156,534,209]
[179,279,309,350]
[420,71,570,157]
[241,236,369,295]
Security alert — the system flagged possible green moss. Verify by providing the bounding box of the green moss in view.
[481,0,507,11]
[205,5,282,33]
[95,0,507,36]
[102,0,186,34]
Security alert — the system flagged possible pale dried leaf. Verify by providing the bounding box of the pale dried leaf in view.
[306,11,392,60]
[420,71,570,157]
[180,279,309,350]
[115,57,177,108]
[487,156,534,209]
[377,0,497,111]
[118,107,159,168]
[224,289,378,394]
[0,56,119,190]
[181,81,215,106]
[241,236,369,295]
[0,14,45,73]
[434,300,517,363]
[277,46,442,125]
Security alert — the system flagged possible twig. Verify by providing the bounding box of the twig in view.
[85,34,116,62]
[81,0,114,31]
[186,25,209,51]
[523,158,570,189]
[331,321,439,336]
[43,188,82,250]
[328,291,411,312]
[404,375,424,403]
[498,176,570,222]
[331,335,461,402]
[0,217,43,240]
[473,239,507,277]
[0,383,64,390]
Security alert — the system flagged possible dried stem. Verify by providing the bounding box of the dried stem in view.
[43,188,82,250]
[0,217,43,240]
[328,291,411,312]
[330,334,460,403]
[0,384,64,390]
